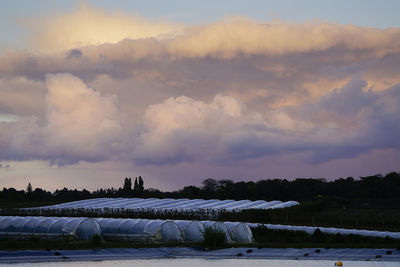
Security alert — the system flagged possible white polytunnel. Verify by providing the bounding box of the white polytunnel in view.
[0,216,101,241]
[0,216,259,244]
[224,222,253,243]
[39,197,299,213]
[201,221,232,243]
[94,218,255,244]
[95,218,182,243]
[175,220,205,242]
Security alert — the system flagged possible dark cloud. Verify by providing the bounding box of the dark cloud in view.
[66,49,82,60]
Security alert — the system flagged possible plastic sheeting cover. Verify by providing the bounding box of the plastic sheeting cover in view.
[202,221,232,243]
[94,218,181,243]
[0,216,101,241]
[41,197,299,212]
[224,222,253,243]
[175,220,205,242]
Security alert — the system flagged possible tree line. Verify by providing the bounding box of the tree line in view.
[1,172,400,209]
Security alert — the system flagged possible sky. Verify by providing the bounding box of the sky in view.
[0,1,399,191]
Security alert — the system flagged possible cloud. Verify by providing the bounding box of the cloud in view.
[0,73,125,164]
[43,73,125,163]
[166,19,400,58]
[2,17,400,121]
[1,9,400,177]
[22,3,183,53]
[133,94,250,164]
[10,13,400,61]
[0,76,46,117]
[133,78,400,165]
[46,18,400,69]
[66,49,83,60]
[0,72,399,170]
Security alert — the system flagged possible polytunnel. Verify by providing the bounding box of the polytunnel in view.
[175,220,205,242]
[95,218,182,243]
[201,221,232,243]
[224,222,253,243]
[41,197,300,212]
[0,216,101,241]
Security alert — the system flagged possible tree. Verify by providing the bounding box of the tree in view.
[133,177,139,193]
[202,178,217,198]
[216,180,234,199]
[179,186,201,198]
[26,183,33,194]
[138,176,144,193]
[123,177,132,195]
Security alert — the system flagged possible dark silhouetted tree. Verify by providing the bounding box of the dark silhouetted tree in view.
[179,186,201,198]
[202,178,217,198]
[26,183,33,194]
[138,176,144,193]
[133,177,139,193]
[123,177,132,196]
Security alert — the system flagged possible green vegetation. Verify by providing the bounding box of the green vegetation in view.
[91,234,102,246]
[252,225,400,249]
[202,226,227,249]
[28,235,41,245]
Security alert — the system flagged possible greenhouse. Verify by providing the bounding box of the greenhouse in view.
[0,216,255,244]
[95,218,182,243]
[224,222,253,243]
[201,221,232,243]
[175,220,204,242]
[40,197,299,213]
[0,216,101,241]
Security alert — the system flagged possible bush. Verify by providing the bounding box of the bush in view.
[202,226,227,249]
[252,225,310,243]
[29,235,41,244]
[334,233,344,243]
[311,228,325,242]
[91,234,102,245]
